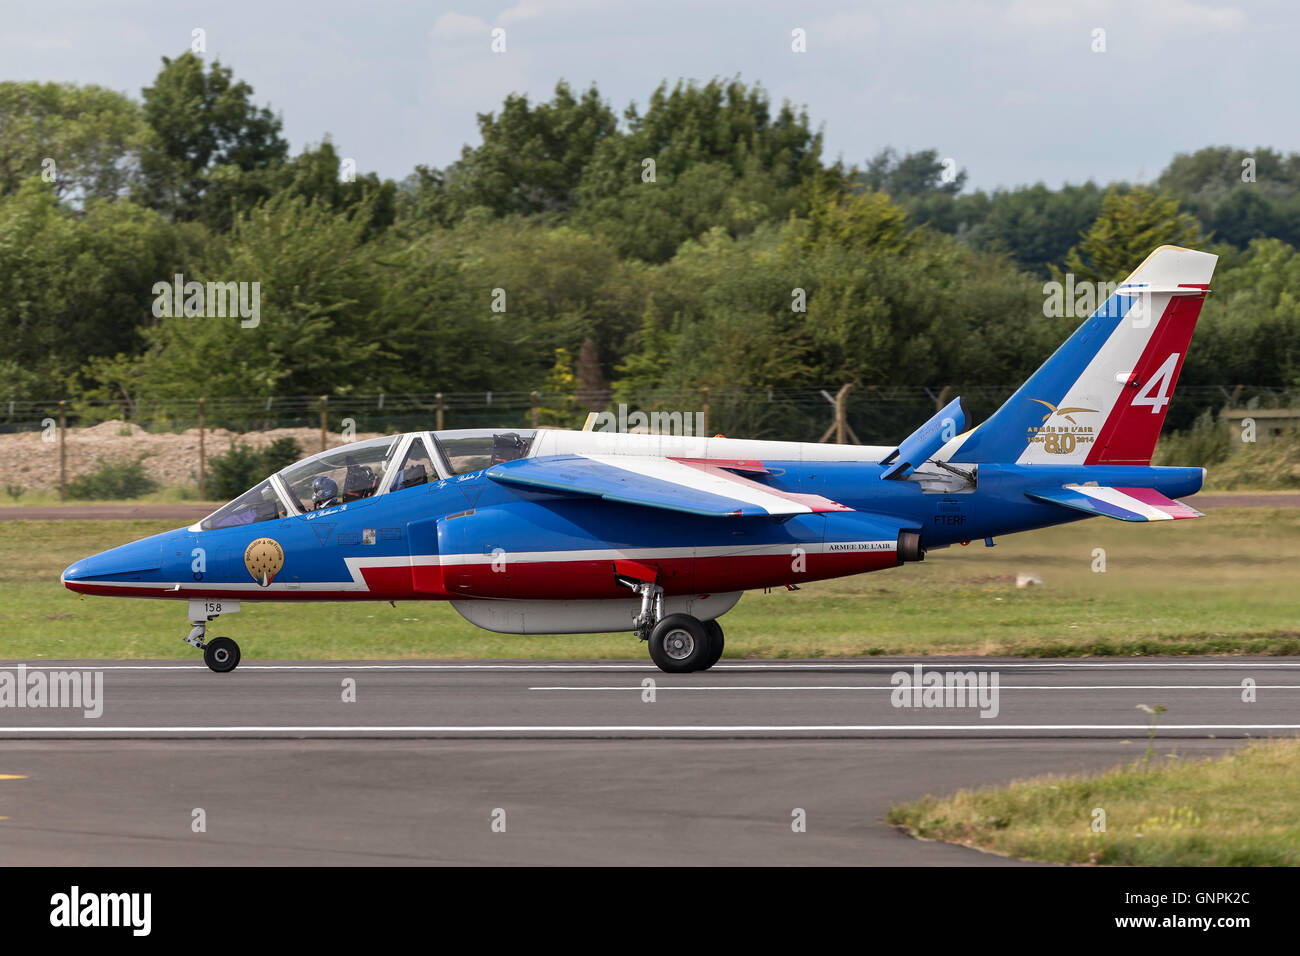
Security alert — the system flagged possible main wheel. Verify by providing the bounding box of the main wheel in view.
[700,620,725,670]
[203,636,241,673]
[648,615,710,673]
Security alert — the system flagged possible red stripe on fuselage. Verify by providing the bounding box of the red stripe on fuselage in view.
[62,549,899,602]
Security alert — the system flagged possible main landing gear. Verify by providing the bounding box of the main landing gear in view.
[647,615,725,673]
[183,601,242,673]
[624,578,725,674]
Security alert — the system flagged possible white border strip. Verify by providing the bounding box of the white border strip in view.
[5,661,1300,671]
[0,723,1297,734]
[528,684,1300,691]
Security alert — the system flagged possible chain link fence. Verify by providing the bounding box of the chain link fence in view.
[2,384,1293,442]
[0,384,1294,500]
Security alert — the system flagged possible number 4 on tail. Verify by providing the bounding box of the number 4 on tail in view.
[1132,353,1180,413]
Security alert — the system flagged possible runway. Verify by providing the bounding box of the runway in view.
[2,657,1297,737]
[0,658,1296,864]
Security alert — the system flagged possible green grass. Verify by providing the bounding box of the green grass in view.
[0,487,217,508]
[2,508,1298,660]
[886,739,1300,865]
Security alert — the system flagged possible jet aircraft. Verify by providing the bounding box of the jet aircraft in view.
[63,246,1216,673]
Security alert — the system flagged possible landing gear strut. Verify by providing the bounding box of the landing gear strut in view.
[622,577,665,642]
[618,575,725,673]
[184,603,242,674]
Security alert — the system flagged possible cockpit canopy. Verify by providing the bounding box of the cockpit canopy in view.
[198,429,535,531]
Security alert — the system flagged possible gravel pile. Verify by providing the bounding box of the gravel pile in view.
[0,421,387,494]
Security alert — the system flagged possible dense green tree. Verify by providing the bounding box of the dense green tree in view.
[0,81,155,202]
[4,65,1300,443]
[1183,238,1300,390]
[910,182,1105,275]
[122,195,382,399]
[402,81,618,227]
[1055,186,1202,285]
[1158,146,1300,249]
[196,139,396,236]
[0,180,201,390]
[856,148,966,197]
[139,52,288,219]
[575,78,842,261]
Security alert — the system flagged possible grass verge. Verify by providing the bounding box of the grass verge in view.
[1,507,1298,659]
[886,739,1300,865]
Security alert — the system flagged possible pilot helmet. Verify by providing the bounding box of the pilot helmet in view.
[312,475,339,507]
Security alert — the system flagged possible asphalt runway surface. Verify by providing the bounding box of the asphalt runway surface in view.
[0,657,1296,864]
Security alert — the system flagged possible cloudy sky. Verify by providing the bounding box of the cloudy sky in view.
[3,0,1293,190]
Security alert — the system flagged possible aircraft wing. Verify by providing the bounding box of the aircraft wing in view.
[1026,485,1204,522]
[486,454,852,517]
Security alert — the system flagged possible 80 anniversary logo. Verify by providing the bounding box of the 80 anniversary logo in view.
[1026,399,1098,455]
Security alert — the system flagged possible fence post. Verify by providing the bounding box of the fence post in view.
[436,393,444,431]
[700,386,710,436]
[319,395,328,452]
[58,400,67,501]
[198,397,206,499]
[836,385,847,444]
[530,391,539,429]
[819,384,859,444]
[834,384,860,444]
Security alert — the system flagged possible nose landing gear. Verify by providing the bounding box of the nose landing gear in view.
[183,600,243,673]
[202,636,242,673]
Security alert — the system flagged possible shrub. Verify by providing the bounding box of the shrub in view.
[208,437,304,500]
[66,456,160,500]
[262,437,305,472]
[1152,410,1231,468]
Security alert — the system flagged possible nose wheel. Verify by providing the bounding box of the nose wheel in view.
[203,636,242,673]
[183,614,243,673]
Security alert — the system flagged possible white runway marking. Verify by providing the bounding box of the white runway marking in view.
[1,724,1298,734]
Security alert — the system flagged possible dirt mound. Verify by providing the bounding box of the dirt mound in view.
[0,421,386,494]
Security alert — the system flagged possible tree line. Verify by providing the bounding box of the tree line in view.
[1,54,1297,438]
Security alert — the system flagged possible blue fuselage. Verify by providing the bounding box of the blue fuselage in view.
[62,461,1204,603]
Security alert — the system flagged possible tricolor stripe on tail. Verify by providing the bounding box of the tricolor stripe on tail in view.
[953,245,1217,466]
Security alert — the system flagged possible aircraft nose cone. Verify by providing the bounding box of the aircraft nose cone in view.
[61,537,165,593]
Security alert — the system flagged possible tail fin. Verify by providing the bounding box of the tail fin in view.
[955,245,1217,465]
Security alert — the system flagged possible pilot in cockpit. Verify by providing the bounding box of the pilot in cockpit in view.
[312,476,340,510]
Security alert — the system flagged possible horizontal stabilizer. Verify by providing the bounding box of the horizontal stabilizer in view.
[1026,485,1204,522]
[880,397,969,480]
[488,454,852,517]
